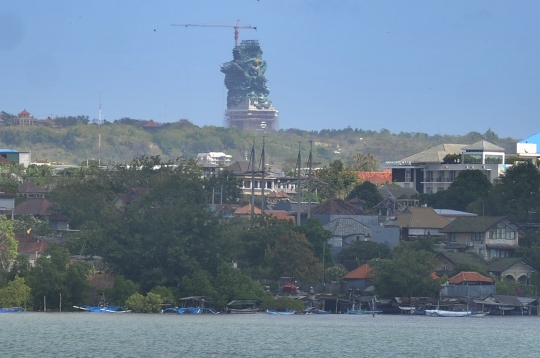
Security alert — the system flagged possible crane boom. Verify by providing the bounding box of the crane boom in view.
[171,20,257,47]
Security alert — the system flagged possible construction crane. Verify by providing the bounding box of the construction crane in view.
[171,20,257,47]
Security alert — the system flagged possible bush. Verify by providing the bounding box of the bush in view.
[125,292,162,313]
[259,295,305,312]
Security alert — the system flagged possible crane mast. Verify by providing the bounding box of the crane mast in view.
[171,20,257,47]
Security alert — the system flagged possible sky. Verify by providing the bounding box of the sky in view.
[1,1,539,139]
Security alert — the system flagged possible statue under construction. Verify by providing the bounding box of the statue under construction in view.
[221,40,278,131]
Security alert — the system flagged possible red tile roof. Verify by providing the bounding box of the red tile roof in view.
[357,169,392,184]
[267,210,296,223]
[234,203,261,215]
[143,119,161,128]
[18,109,30,116]
[343,263,372,279]
[448,271,493,284]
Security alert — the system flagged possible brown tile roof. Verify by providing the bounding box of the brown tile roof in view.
[143,119,161,128]
[0,187,15,198]
[234,203,261,215]
[0,156,13,165]
[267,191,290,199]
[448,271,493,284]
[18,109,30,116]
[15,233,47,253]
[392,206,450,229]
[343,263,372,280]
[116,193,133,204]
[440,216,508,233]
[266,210,296,223]
[311,198,366,215]
[14,198,53,216]
[17,181,47,194]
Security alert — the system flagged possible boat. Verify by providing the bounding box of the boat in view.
[228,308,259,314]
[73,305,131,313]
[425,309,471,317]
[265,309,296,315]
[0,307,23,313]
[161,307,219,314]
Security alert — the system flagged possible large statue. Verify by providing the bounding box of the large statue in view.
[220,40,272,109]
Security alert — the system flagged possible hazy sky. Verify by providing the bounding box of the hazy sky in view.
[1,1,539,139]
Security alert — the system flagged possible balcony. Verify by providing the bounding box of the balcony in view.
[422,178,455,183]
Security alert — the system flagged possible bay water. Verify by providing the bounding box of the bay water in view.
[1,312,539,357]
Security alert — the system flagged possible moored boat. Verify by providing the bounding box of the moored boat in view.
[266,309,296,315]
[0,307,23,313]
[161,307,219,314]
[74,305,131,313]
[425,309,471,317]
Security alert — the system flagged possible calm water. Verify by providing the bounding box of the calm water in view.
[1,312,539,357]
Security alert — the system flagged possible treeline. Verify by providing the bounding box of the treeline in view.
[0,113,519,170]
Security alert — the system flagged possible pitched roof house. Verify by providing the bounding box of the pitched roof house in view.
[15,233,48,265]
[440,216,520,260]
[17,181,47,198]
[342,263,373,291]
[14,198,53,217]
[389,206,450,240]
[324,218,371,255]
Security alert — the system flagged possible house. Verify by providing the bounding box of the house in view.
[384,140,507,194]
[142,119,161,131]
[487,257,535,283]
[14,198,53,218]
[196,152,232,166]
[15,233,48,266]
[440,271,495,299]
[435,252,486,276]
[232,203,296,223]
[0,149,31,167]
[15,109,38,126]
[324,218,371,255]
[112,187,152,210]
[17,181,47,198]
[342,263,373,292]
[433,209,477,222]
[48,213,70,231]
[440,216,520,259]
[0,188,15,219]
[473,295,538,315]
[388,206,450,240]
[308,198,378,227]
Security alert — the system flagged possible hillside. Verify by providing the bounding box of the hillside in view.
[0,120,518,170]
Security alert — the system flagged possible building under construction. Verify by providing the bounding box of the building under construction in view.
[221,40,278,131]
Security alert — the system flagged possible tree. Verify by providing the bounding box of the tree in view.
[346,181,383,210]
[109,275,137,306]
[486,162,540,222]
[266,231,323,283]
[0,276,31,308]
[125,292,162,313]
[346,152,380,172]
[426,170,492,212]
[314,160,358,200]
[213,263,265,307]
[371,248,440,297]
[335,241,391,264]
[293,218,333,265]
[0,215,17,271]
[204,170,242,204]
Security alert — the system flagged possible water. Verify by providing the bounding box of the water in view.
[1,312,539,357]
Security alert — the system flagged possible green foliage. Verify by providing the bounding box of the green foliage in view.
[346,152,380,172]
[393,238,438,254]
[12,215,52,236]
[213,263,265,307]
[371,248,440,297]
[450,263,488,277]
[426,170,492,212]
[0,276,31,308]
[0,215,17,271]
[346,181,383,210]
[109,275,137,306]
[150,286,175,305]
[293,218,333,265]
[7,254,31,281]
[336,241,391,264]
[314,160,358,200]
[486,162,540,222]
[125,292,163,313]
[495,280,535,296]
[266,231,323,283]
[259,295,305,312]
[204,170,242,204]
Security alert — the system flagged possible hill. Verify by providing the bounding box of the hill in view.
[0,119,518,170]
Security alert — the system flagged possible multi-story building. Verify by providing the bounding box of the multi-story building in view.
[384,140,507,194]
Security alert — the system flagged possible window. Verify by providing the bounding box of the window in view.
[464,154,482,164]
[448,233,457,242]
[471,233,483,241]
[244,180,251,189]
[437,187,444,192]
[405,169,411,182]
[485,155,503,164]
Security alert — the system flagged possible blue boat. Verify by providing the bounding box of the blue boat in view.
[0,307,23,313]
[161,307,219,314]
[74,305,131,313]
[347,308,369,315]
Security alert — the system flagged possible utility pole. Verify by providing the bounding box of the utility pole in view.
[296,142,302,226]
[260,136,265,214]
[307,141,313,220]
[250,139,256,218]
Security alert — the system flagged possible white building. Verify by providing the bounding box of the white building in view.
[196,152,232,166]
[384,140,507,194]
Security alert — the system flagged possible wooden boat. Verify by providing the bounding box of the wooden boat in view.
[0,307,23,313]
[425,309,471,317]
[74,305,131,313]
[266,309,296,315]
[228,308,259,314]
